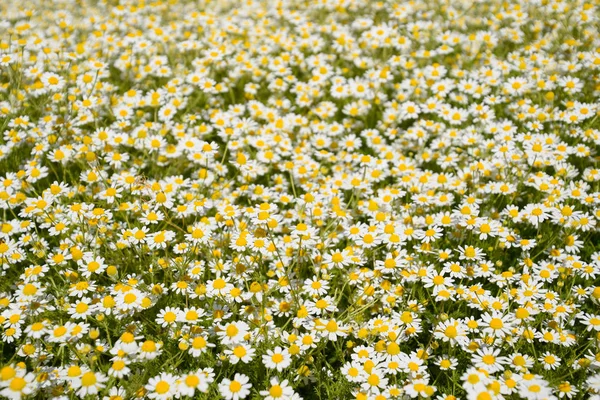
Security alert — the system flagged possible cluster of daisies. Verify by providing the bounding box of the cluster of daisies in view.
[1,0,600,399]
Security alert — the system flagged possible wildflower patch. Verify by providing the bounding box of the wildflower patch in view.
[0,0,600,399]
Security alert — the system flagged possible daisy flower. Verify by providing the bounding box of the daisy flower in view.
[262,346,292,372]
[224,343,256,364]
[145,373,178,400]
[71,370,108,398]
[219,373,252,400]
[259,377,296,400]
[217,321,250,345]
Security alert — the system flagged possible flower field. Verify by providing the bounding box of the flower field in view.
[1,0,600,398]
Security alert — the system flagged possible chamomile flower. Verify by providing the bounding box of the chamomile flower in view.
[71,370,108,398]
[219,373,252,400]
[145,373,178,400]
[0,368,37,399]
[178,370,209,397]
[481,313,514,338]
[262,347,292,372]
[539,352,561,370]
[225,344,256,364]
[217,321,250,345]
[259,377,296,400]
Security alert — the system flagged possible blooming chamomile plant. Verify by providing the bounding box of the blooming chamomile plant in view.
[0,0,600,399]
